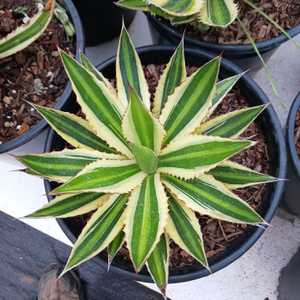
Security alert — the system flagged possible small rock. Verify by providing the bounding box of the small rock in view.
[3,96,12,105]
[4,121,13,128]
[51,51,59,57]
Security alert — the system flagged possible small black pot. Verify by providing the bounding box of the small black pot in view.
[0,0,84,154]
[44,46,286,283]
[72,0,135,46]
[146,13,300,60]
[285,93,300,215]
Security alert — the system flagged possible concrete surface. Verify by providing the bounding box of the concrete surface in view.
[1,12,300,300]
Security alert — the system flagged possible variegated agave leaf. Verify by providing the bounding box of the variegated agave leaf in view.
[200,0,239,27]
[0,0,55,59]
[148,0,203,17]
[116,0,149,11]
[20,30,276,298]
[117,0,239,27]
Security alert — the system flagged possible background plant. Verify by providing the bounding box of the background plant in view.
[19,27,278,297]
[0,0,74,60]
[117,0,300,96]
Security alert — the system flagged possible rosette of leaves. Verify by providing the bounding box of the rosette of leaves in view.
[117,0,239,28]
[0,0,74,59]
[19,27,278,297]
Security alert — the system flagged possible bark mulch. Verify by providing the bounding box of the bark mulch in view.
[186,0,300,44]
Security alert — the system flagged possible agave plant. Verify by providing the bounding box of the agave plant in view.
[117,0,239,28]
[19,27,277,296]
[0,0,74,59]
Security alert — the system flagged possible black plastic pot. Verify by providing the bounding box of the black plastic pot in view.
[72,0,135,46]
[0,0,84,154]
[44,46,287,284]
[285,93,300,215]
[146,13,300,60]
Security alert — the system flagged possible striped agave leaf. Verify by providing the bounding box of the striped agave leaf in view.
[122,88,165,155]
[34,105,115,153]
[196,105,267,138]
[116,25,150,108]
[60,50,131,157]
[153,38,186,117]
[0,0,55,59]
[125,174,168,271]
[208,161,278,189]
[162,174,265,225]
[80,52,116,95]
[160,57,220,145]
[52,160,146,194]
[61,194,128,275]
[209,73,244,116]
[169,14,198,25]
[107,231,125,267]
[146,234,169,297]
[159,135,254,179]
[149,0,203,17]
[166,197,208,268]
[18,149,119,183]
[116,0,149,11]
[26,193,107,219]
[200,0,238,27]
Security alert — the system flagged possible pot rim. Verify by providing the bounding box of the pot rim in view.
[44,45,287,283]
[287,93,300,177]
[0,0,85,153]
[146,13,300,53]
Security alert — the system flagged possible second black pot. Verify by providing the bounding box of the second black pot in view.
[72,0,136,46]
[0,0,84,153]
[44,46,286,284]
[285,93,300,215]
[146,13,300,61]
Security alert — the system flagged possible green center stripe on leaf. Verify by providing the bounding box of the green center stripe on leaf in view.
[108,231,125,263]
[146,234,168,295]
[65,194,128,271]
[18,154,97,178]
[117,26,150,108]
[162,174,264,224]
[60,52,127,147]
[119,33,141,99]
[160,0,196,13]
[167,198,207,266]
[36,106,114,153]
[0,0,55,58]
[129,175,160,270]
[150,0,201,16]
[123,87,165,155]
[126,174,168,271]
[117,0,149,10]
[200,105,266,138]
[128,89,155,149]
[53,161,142,194]
[208,162,276,188]
[27,192,104,218]
[159,139,252,169]
[153,39,186,116]
[163,57,220,145]
[161,49,184,108]
[212,74,242,108]
[207,0,231,25]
